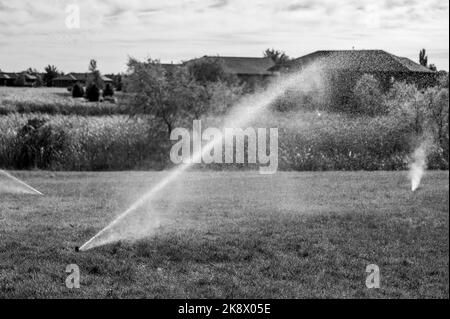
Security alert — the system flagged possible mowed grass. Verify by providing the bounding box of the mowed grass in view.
[0,170,448,298]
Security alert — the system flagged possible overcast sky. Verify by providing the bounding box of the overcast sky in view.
[0,0,448,73]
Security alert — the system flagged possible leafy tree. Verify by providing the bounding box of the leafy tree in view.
[429,64,437,71]
[387,81,427,135]
[26,67,39,74]
[125,57,203,136]
[87,59,104,89]
[187,57,230,83]
[43,65,60,87]
[263,48,290,66]
[89,59,97,73]
[419,49,428,67]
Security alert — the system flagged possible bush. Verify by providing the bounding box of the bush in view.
[86,84,100,102]
[351,74,386,116]
[272,89,324,112]
[437,71,448,89]
[385,82,415,104]
[422,87,449,165]
[103,83,114,97]
[14,118,68,169]
[206,81,244,115]
[72,83,84,98]
[385,82,449,168]
[187,57,228,83]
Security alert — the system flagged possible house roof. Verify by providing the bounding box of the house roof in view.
[53,74,77,81]
[188,56,275,75]
[24,74,37,80]
[0,72,37,80]
[53,73,113,82]
[0,73,12,79]
[0,72,18,79]
[277,50,435,74]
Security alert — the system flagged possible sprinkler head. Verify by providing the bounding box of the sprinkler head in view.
[74,246,80,253]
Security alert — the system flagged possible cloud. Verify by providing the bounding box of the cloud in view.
[283,1,316,11]
[0,0,448,72]
[209,0,229,9]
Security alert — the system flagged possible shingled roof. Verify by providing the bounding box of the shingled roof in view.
[0,73,12,79]
[278,50,435,74]
[0,72,37,80]
[53,74,76,81]
[53,73,113,82]
[189,56,275,76]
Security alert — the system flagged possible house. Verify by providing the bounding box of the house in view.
[185,56,276,87]
[0,73,14,86]
[0,72,37,86]
[52,73,113,88]
[274,50,437,89]
[160,63,182,73]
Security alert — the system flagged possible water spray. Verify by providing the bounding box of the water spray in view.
[0,169,44,196]
[79,68,321,251]
[408,140,430,192]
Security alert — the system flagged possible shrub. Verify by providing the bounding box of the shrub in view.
[72,83,84,98]
[437,71,449,89]
[422,87,449,164]
[385,82,449,168]
[187,57,228,83]
[386,81,418,106]
[206,81,244,115]
[103,83,114,97]
[86,83,100,102]
[272,89,324,112]
[351,74,386,116]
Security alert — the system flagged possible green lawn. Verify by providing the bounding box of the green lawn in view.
[0,170,448,298]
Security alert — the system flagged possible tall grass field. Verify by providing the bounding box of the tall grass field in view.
[0,87,448,171]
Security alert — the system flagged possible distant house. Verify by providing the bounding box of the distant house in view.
[0,73,14,86]
[274,50,437,89]
[52,73,113,88]
[0,72,37,87]
[185,56,276,87]
[160,63,182,73]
